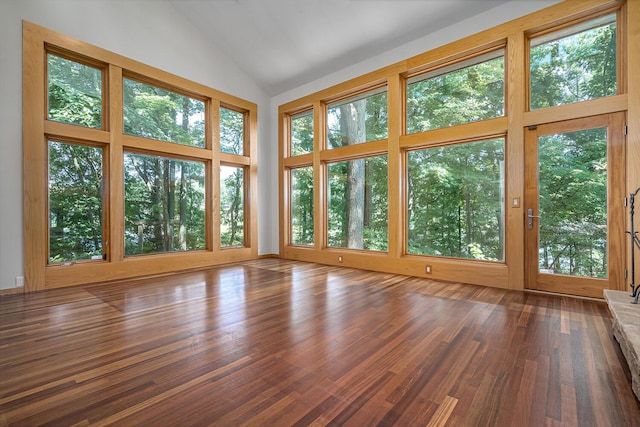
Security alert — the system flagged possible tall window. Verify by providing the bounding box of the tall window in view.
[529,14,617,110]
[405,52,506,262]
[323,87,389,253]
[286,108,315,247]
[276,2,626,296]
[47,53,106,265]
[25,23,257,290]
[219,106,248,247]
[220,165,245,247]
[48,141,104,263]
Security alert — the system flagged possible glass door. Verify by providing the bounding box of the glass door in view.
[524,113,625,297]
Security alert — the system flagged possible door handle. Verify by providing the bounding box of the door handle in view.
[527,208,540,230]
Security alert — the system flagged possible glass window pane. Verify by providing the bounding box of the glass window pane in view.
[47,54,102,128]
[48,141,103,263]
[407,139,505,261]
[220,166,245,247]
[328,156,388,251]
[291,167,314,246]
[538,128,607,277]
[327,89,387,148]
[124,153,206,255]
[407,53,504,133]
[123,78,205,147]
[291,111,313,156]
[220,107,244,155]
[530,14,617,110]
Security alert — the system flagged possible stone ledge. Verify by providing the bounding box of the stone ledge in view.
[604,289,640,400]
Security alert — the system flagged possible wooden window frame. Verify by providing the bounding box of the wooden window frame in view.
[23,21,258,291]
[279,0,632,292]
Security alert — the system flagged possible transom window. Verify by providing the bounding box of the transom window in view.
[406,50,504,133]
[123,77,206,147]
[291,110,313,156]
[529,14,617,110]
[220,107,245,155]
[47,53,104,129]
[326,87,388,148]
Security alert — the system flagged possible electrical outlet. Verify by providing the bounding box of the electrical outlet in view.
[15,276,24,288]
[425,265,432,274]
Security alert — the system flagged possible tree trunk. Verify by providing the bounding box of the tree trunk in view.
[339,102,366,249]
[228,170,242,245]
[364,161,372,228]
[151,159,163,251]
[178,98,190,250]
[163,160,175,251]
[179,164,187,250]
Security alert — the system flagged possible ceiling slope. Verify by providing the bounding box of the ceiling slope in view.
[168,0,514,95]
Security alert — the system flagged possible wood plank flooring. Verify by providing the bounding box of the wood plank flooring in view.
[1,259,639,426]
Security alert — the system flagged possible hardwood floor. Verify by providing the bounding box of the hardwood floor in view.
[1,259,638,426]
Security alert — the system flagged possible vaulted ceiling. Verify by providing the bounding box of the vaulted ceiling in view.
[168,0,516,95]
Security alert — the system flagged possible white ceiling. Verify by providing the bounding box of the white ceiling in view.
[168,0,513,95]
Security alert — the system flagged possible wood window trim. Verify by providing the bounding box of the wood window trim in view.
[23,21,258,291]
[279,0,632,292]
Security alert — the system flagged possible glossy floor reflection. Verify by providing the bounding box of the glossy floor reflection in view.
[1,259,638,425]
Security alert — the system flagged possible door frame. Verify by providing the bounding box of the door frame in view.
[524,112,626,298]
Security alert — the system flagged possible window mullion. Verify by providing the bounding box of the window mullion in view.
[108,64,125,263]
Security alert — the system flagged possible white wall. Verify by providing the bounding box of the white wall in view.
[269,0,561,250]
[0,0,275,290]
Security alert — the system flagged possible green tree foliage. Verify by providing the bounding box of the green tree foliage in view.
[49,142,103,263]
[124,154,206,255]
[327,91,388,148]
[528,15,615,277]
[407,56,504,133]
[291,111,314,155]
[219,109,246,245]
[120,79,209,256]
[47,54,104,263]
[47,54,102,128]
[289,113,315,245]
[123,78,205,147]
[324,92,389,251]
[291,167,314,245]
[220,166,245,247]
[220,108,244,154]
[538,129,607,277]
[530,15,616,109]
[328,156,388,251]
[407,140,504,261]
